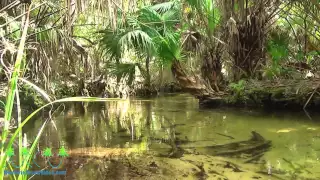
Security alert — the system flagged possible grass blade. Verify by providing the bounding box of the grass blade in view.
[0,4,31,178]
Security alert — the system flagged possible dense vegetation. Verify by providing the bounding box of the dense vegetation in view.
[0,0,319,179]
[0,0,319,108]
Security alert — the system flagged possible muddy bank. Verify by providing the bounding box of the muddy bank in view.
[199,79,320,111]
[52,149,317,180]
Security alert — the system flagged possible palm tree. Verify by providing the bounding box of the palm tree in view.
[100,2,179,90]
[100,1,219,97]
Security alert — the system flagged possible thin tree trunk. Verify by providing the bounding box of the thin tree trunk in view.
[159,64,163,89]
[145,56,151,92]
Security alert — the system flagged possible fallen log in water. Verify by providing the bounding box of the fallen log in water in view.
[173,131,271,164]
[205,131,271,157]
[155,131,271,160]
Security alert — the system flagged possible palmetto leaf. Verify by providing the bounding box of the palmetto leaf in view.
[150,1,177,14]
[100,26,155,59]
[100,0,182,71]
[100,29,122,59]
[137,7,164,37]
[119,29,155,55]
[267,31,290,62]
[138,7,163,24]
[156,31,182,64]
[107,63,137,85]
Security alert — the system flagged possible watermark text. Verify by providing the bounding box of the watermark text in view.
[4,170,66,175]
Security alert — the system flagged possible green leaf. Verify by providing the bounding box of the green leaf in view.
[58,147,69,157]
[6,147,15,157]
[296,51,305,61]
[43,147,52,157]
[234,2,239,11]
[21,147,29,156]
[156,31,181,64]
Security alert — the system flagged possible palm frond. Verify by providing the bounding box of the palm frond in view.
[138,7,163,24]
[206,1,220,32]
[100,1,183,66]
[119,29,155,55]
[150,1,177,14]
[126,16,141,29]
[100,29,122,59]
[162,7,179,22]
[156,31,182,64]
[267,31,290,62]
[137,7,164,37]
[107,63,137,85]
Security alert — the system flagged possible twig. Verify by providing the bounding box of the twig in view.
[303,84,320,110]
[72,35,95,45]
[0,49,12,79]
[303,109,312,121]
[0,2,46,28]
[216,132,235,139]
[0,0,19,13]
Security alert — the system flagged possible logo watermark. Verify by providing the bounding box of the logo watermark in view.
[4,146,69,176]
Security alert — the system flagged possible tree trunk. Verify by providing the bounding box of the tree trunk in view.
[201,45,224,92]
[230,15,266,81]
[223,0,268,81]
[171,60,215,98]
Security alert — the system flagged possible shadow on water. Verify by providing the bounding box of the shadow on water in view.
[17,94,320,180]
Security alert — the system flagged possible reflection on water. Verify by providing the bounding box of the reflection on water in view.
[25,93,320,179]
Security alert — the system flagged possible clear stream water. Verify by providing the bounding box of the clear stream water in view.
[20,94,320,179]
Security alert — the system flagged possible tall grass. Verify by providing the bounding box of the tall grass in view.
[0,3,31,179]
[0,3,121,180]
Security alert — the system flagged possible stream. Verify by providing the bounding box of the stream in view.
[20,94,320,179]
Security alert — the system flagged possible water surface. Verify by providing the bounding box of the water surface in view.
[24,94,320,179]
